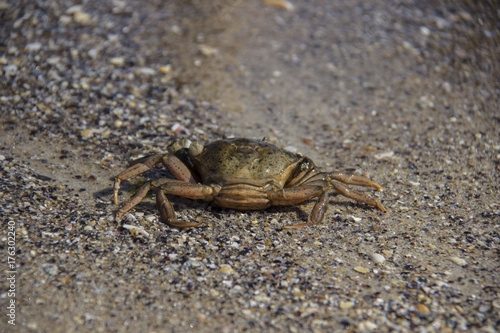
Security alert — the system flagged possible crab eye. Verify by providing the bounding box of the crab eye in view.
[189,141,204,156]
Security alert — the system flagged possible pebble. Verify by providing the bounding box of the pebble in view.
[219,265,236,275]
[358,320,378,330]
[368,253,386,264]
[198,44,218,57]
[145,215,156,222]
[353,266,370,274]
[81,129,97,138]
[416,304,430,315]
[339,301,354,309]
[122,224,149,237]
[25,42,42,52]
[88,48,98,59]
[419,26,431,36]
[3,64,18,77]
[374,151,394,159]
[0,155,5,161]
[74,11,91,24]
[46,57,60,65]
[450,256,467,266]
[109,57,125,66]
[42,263,59,276]
[263,0,295,11]
[159,65,172,74]
[134,67,156,76]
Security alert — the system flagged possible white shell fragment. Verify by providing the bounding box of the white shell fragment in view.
[368,252,386,264]
[449,256,467,266]
[122,224,150,237]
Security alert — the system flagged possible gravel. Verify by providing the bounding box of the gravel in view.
[1,0,499,332]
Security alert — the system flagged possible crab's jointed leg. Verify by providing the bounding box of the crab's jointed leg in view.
[274,171,387,229]
[113,153,197,205]
[116,177,220,228]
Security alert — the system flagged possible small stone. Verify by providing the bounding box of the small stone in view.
[368,253,386,264]
[339,301,354,309]
[450,256,467,266]
[88,48,98,59]
[109,57,125,66]
[374,151,394,159]
[358,320,378,331]
[0,154,5,161]
[263,0,295,11]
[25,42,42,51]
[442,81,452,93]
[46,57,60,65]
[353,266,370,274]
[198,44,218,57]
[42,263,59,276]
[134,67,156,75]
[479,305,490,313]
[74,11,91,24]
[59,15,72,24]
[81,129,96,138]
[3,64,18,77]
[66,5,82,14]
[219,265,236,275]
[419,26,431,36]
[122,224,149,237]
[170,25,181,34]
[159,65,172,74]
[416,304,430,315]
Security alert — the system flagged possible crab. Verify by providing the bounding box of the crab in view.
[113,138,387,229]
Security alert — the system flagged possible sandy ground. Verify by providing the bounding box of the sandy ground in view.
[1,0,499,332]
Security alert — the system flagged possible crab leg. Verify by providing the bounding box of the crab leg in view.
[115,182,151,220]
[277,172,387,228]
[328,172,384,191]
[116,177,220,227]
[329,181,387,213]
[154,179,220,227]
[113,154,196,205]
[268,186,326,229]
[268,186,323,206]
[156,190,202,228]
[113,154,164,205]
[282,191,330,229]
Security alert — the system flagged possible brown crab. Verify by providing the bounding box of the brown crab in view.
[113,138,387,229]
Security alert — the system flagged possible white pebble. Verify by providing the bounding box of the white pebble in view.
[3,65,17,77]
[109,57,125,66]
[25,42,42,51]
[368,252,386,264]
[198,44,218,57]
[450,256,467,266]
[66,5,83,14]
[134,67,156,75]
[374,151,394,159]
[88,48,98,58]
[46,57,60,65]
[419,26,431,36]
